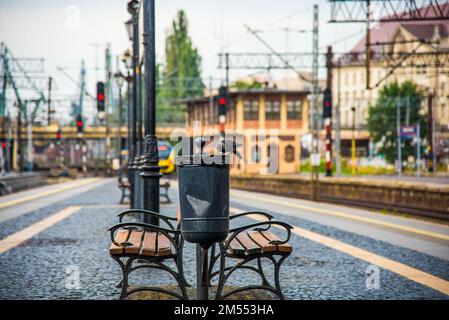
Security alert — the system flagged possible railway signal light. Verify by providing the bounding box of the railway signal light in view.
[56,129,62,143]
[218,86,228,114]
[218,86,228,136]
[76,114,84,134]
[96,81,105,113]
[218,86,228,121]
[322,88,333,177]
[323,88,332,120]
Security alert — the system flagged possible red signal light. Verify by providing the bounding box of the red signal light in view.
[219,98,226,105]
[98,93,105,101]
[1,142,6,149]
[325,101,331,107]
[56,133,62,139]
[76,121,83,127]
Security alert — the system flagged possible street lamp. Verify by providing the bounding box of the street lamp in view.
[120,50,134,203]
[124,19,133,41]
[126,0,144,211]
[127,0,139,14]
[141,0,161,224]
[114,71,125,166]
[121,49,132,69]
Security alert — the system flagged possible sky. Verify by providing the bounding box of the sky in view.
[0,0,366,122]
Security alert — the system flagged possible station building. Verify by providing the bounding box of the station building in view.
[183,89,310,175]
[334,13,449,163]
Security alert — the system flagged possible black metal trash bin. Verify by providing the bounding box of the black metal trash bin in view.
[177,153,230,249]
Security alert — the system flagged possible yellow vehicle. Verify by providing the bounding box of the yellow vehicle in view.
[158,141,176,175]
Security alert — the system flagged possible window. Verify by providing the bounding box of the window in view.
[265,100,280,120]
[285,145,295,163]
[251,145,260,163]
[244,100,259,120]
[287,100,302,120]
[416,64,427,75]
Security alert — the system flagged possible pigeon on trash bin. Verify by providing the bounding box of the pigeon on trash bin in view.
[216,139,242,159]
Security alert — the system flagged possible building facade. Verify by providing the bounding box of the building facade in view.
[184,89,309,175]
[334,17,449,161]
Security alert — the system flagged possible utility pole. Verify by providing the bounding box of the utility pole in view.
[16,102,23,172]
[427,95,434,172]
[27,112,33,172]
[417,123,421,178]
[311,4,320,201]
[396,97,402,177]
[47,77,52,126]
[105,44,113,175]
[325,46,333,177]
[141,0,161,225]
[335,59,342,176]
[365,0,371,90]
[351,107,356,175]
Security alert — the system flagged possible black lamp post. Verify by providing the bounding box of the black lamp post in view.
[127,0,144,211]
[141,0,160,225]
[114,72,124,166]
[122,46,135,208]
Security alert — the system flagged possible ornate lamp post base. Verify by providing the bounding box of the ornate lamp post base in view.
[140,134,161,225]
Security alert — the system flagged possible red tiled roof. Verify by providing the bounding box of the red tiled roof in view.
[401,23,448,39]
[350,2,449,54]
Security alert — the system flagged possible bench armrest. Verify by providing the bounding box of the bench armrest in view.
[230,211,273,221]
[118,209,177,230]
[226,221,293,250]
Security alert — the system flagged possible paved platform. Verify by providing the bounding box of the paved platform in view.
[0,178,448,300]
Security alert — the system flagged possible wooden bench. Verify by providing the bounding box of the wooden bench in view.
[118,177,171,204]
[209,212,293,300]
[160,179,171,203]
[108,209,188,300]
[118,176,131,204]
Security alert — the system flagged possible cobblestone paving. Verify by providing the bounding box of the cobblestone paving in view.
[0,180,448,300]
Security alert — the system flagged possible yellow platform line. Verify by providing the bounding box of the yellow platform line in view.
[0,178,102,210]
[230,207,449,296]
[230,191,449,242]
[0,206,82,254]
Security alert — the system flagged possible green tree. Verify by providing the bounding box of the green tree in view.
[232,80,264,90]
[157,10,204,125]
[367,81,427,164]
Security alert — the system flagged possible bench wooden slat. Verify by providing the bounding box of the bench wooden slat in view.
[260,231,292,253]
[157,233,172,256]
[125,230,144,254]
[109,230,130,255]
[247,231,277,253]
[228,238,246,255]
[236,233,262,255]
[141,231,157,256]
